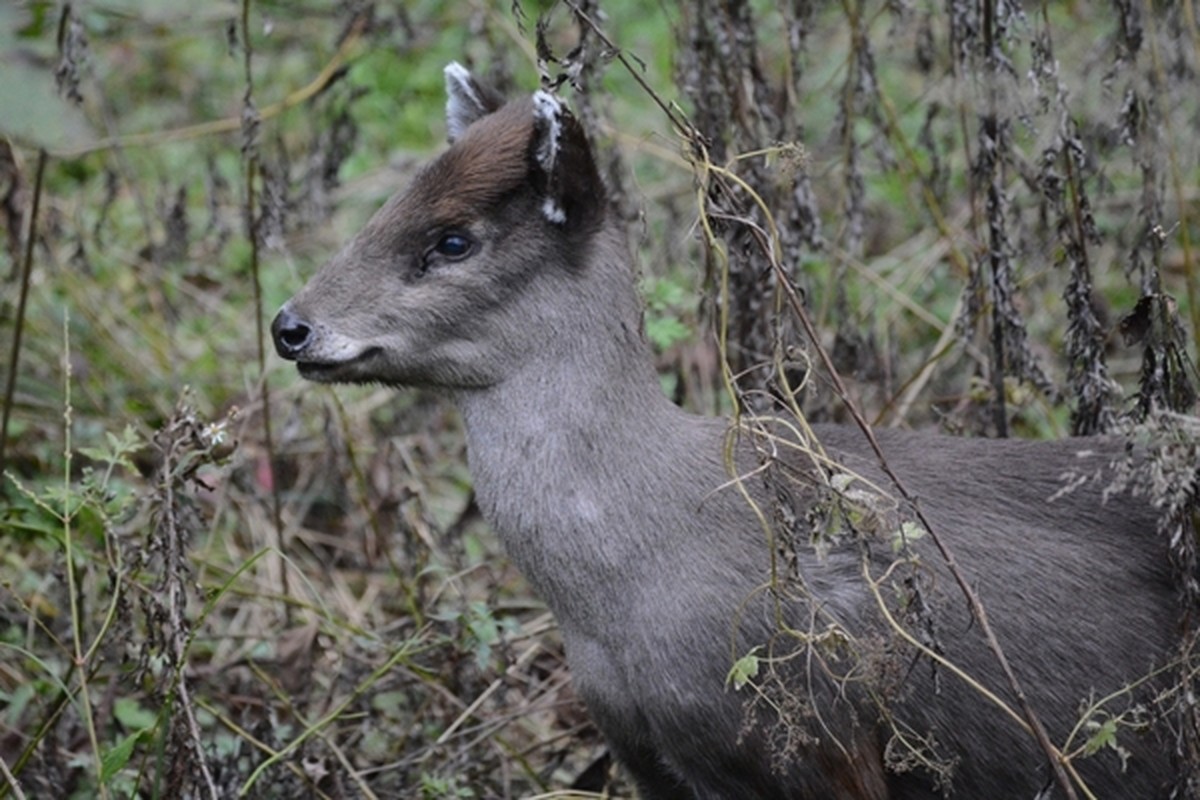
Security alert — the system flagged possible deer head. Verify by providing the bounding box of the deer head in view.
[272,63,608,390]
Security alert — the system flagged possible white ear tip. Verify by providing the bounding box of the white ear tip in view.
[445,62,486,142]
[533,90,563,118]
[444,62,476,99]
[532,91,565,174]
[444,62,471,84]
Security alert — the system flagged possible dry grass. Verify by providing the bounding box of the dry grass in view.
[1,1,1198,797]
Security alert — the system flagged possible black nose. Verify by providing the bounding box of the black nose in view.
[272,307,314,360]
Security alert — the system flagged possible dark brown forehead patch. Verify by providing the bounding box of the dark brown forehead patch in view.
[407,99,535,224]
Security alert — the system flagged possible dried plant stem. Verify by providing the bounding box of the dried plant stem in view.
[159,438,221,800]
[980,0,1009,437]
[240,0,290,620]
[0,757,26,800]
[563,0,692,135]
[0,149,47,486]
[862,559,1099,799]
[771,229,1079,799]
[42,24,364,159]
[699,152,1080,792]
[577,7,1080,791]
[58,314,109,800]
[192,697,337,800]
[238,636,421,795]
[1140,0,1200,363]
[985,158,1010,439]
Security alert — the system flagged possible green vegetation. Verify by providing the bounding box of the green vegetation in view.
[1,1,1197,797]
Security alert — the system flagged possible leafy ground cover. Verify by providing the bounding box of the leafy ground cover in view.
[1,1,1198,798]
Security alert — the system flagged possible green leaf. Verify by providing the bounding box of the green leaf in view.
[79,425,142,470]
[113,697,158,730]
[0,58,94,151]
[1083,718,1118,756]
[645,315,691,350]
[100,727,148,785]
[892,521,927,553]
[371,690,409,719]
[726,648,761,691]
[464,602,500,671]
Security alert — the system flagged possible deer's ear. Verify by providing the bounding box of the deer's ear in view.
[444,62,502,143]
[531,91,604,229]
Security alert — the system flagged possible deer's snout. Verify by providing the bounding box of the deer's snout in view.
[272,306,314,360]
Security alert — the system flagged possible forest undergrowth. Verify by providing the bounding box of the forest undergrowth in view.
[1,1,1198,797]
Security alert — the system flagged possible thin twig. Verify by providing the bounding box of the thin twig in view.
[239,0,291,621]
[0,756,27,800]
[574,7,1080,793]
[562,0,694,137]
[0,149,47,487]
[59,313,109,800]
[769,226,1081,799]
[1139,0,1200,365]
[160,425,221,800]
[34,24,365,159]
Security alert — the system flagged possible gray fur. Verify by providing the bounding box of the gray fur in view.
[273,66,1177,798]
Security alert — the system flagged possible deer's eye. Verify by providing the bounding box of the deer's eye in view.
[433,233,473,260]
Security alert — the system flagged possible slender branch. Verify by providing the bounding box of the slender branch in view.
[161,430,220,800]
[769,231,1079,799]
[575,4,1080,790]
[0,149,47,492]
[0,755,26,800]
[239,0,290,620]
[1140,0,1200,367]
[35,21,365,159]
[562,0,694,137]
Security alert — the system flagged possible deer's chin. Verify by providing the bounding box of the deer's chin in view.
[295,347,382,383]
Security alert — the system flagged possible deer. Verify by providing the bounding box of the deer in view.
[272,63,1178,799]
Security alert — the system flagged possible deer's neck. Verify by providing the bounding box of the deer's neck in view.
[452,234,728,628]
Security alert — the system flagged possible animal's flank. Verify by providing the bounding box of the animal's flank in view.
[272,64,1180,799]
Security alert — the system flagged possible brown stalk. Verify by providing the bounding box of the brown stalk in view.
[239,0,291,619]
[0,149,48,490]
[565,5,1079,794]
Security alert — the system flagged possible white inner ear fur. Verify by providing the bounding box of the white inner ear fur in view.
[444,62,485,142]
[532,91,563,172]
[541,197,567,225]
[532,91,567,225]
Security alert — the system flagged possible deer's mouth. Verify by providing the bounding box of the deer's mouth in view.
[295,347,382,383]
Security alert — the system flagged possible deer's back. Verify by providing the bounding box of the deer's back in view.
[782,426,1173,797]
[575,422,1175,798]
